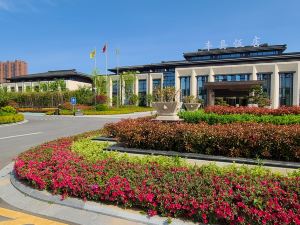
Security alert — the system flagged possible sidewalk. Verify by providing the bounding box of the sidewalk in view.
[0,163,195,225]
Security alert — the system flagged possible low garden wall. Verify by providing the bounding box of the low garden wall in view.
[14,132,300,225]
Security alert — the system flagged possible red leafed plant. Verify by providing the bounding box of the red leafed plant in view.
[205,105,300,116]
[14,131,300,225]
[104,118,300,162]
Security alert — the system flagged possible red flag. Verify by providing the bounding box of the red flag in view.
[102,44,107,53]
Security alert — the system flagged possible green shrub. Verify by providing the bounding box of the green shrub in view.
[179,110,300,125]
[0,114,24,124]
[1,106,17,114]
[95,104,109,111]
[72,139,187,167]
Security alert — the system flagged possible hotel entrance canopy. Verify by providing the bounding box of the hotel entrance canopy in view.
[204,80,264,91]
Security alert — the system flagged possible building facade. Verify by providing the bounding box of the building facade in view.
[0,69,92,92]
[0,60,28,83]
[107,44,300,109]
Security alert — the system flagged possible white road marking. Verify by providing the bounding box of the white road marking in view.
[0,132,42,140]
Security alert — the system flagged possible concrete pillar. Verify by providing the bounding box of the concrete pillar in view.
[134,77,139,95]
[251,66,257,80]
[122,79,126,105]
[207,89,215,106]
[271,64,280,109]
[175,70,181,102]
[191,70,197,97]
[208,67,214,82]
[148,73,153,95]
[293,63,300,106]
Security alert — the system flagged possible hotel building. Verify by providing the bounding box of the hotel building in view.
[0,60,28,83]
[107,44,300,109]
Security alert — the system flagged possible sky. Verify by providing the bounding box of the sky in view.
[0,0,300,75]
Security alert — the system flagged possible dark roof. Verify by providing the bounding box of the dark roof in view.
[183,44,287,58]
[109,51,300,73]
[6,69,92,83]
[109,44,300,74]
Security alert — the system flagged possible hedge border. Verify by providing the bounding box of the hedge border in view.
[0,114,24,125]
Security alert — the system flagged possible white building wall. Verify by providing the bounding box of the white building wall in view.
[174,60,300,109]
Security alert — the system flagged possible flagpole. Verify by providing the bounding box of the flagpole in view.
[105,43,108,100]
[94,47,97,70]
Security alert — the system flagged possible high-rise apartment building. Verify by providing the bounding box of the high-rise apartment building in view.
[0,60,28,83]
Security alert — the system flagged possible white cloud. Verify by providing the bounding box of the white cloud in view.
[0,0,59,12]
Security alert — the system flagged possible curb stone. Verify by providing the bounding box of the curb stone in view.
[0,119,28,127]
[10,169,196,225]
[103,143,300,170]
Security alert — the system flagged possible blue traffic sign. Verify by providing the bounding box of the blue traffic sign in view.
[70,97,77,105]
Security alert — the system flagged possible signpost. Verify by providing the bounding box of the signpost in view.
[70,97,77,115]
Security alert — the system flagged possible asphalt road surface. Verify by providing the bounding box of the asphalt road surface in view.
[0,113,128,168]
[0,113,147,225]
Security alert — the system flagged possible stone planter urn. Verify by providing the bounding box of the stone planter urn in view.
[152,102,182,121]
[248,103,258,107]
[184,103,201,112]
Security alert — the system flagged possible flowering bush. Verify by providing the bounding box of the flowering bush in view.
[95,94,108,104]
[104,118,300,162]
[14,133,300,225]
[61,102,93,111]
[205,106,300,116]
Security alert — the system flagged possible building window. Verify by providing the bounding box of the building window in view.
[279,73,293,106]
[180,76,190,100]
[257,73,271,98]
[163,71,175,87]
[215,74,250,82]
[112,80,118,97]
[197,75,208,104]
[152,79,161,91]
[124,80,133,105]
[138,79,147,106]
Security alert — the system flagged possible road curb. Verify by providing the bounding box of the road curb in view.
[10,168,195,225]
[0,119,28,127]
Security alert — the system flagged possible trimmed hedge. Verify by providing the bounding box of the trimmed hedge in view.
[104,118,300,162]
[0,114,24,124]
[180,110,300,125]
[14,134,300,225]
[205,105,300,115]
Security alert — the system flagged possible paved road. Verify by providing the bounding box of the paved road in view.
[0,113,148,225]
[0,114,128,168]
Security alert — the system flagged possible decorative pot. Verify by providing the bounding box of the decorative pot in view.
[184,103,200,112]
[152,102,182,121]
[248,103,258,108]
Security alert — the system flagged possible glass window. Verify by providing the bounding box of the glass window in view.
[279,73,293,106]
[197,75,208,104]
[257,73,271,98]
[180,76,190,100]
[163,71,175,88]
[138,79,147,106]
[152,79,161,91]
[215,74,250,82]
[112,80,118,97]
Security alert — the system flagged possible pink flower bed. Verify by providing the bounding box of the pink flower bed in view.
[14,135,300,225]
